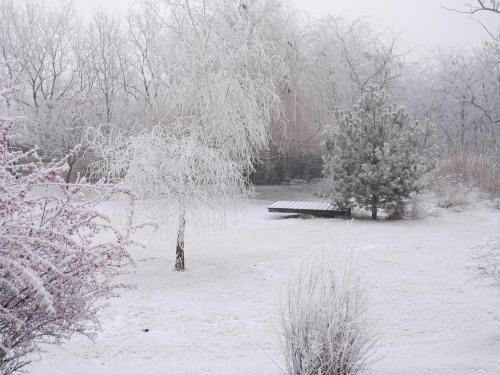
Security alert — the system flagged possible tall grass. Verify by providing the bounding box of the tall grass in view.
[279,257,377,375]
[433,148,499,196]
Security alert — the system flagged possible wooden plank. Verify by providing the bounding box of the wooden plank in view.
[310,203,319,209]
[313,202,324,210]
[267,200,350,219]
[317,203,329,211]
[311,202,322,210]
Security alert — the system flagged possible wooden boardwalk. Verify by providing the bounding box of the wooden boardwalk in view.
[267,201,351,218]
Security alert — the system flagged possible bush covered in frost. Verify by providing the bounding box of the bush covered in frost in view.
[279,258,377,375]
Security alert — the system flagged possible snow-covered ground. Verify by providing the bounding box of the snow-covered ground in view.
[28,185,500,375]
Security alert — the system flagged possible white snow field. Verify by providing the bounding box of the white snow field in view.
[27,186,500,375]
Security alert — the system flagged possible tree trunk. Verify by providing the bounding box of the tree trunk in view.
[65,155,76,183]
[175,211,186,271]
[371,194,379,220]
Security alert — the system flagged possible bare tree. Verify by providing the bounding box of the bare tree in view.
[0,1,78,108]
[0,0,99,182]
[87,9,125,125]
[444,1,500,40]
[332,19,404,95]
[122,3,167,119]
[445,0,500,15]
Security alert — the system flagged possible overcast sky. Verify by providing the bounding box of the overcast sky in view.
[293,0,498,51]
[66,0,497,52]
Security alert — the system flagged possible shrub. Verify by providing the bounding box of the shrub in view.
[0,93,141,374]
[405,192,428,219]
[279,257,377,375]
[432,174,474,208]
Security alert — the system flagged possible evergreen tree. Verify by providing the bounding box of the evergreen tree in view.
[323,87,435,220]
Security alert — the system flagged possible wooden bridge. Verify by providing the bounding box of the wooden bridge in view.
[267,201,351,218]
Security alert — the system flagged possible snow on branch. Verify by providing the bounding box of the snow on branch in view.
[90,125,247,211]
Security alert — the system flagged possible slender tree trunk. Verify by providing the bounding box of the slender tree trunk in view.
[65,156,75,183]
[371,194,379,220]
[175,210,186,271]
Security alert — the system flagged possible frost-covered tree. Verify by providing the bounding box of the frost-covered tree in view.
[91,0,283,271]
[91,126,246,271]
[121,3,167,119]
[323,87,435,219]
[0,0,413,186]
[0,0,99,182]
[0,88,140,374]
[403,46,500,195]
[87,9,125,125]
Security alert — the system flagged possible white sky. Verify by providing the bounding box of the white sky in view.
[67,0,498,52]
[292,0,499,51]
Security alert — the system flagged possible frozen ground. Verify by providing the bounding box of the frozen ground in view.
[28,185,500,375]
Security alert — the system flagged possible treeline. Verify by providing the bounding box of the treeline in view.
[0,0,498,191]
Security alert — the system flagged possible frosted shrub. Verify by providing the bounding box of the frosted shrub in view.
[0,91,142,374]
[434,174,474,208]
[406,192,428,219]
[279,258,376,375]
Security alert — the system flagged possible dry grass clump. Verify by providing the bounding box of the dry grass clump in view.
[279,257,377,375]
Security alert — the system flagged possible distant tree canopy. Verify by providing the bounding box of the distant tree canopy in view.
[0,0,497,189]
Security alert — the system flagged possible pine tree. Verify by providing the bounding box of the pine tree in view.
[323,87,435,220]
